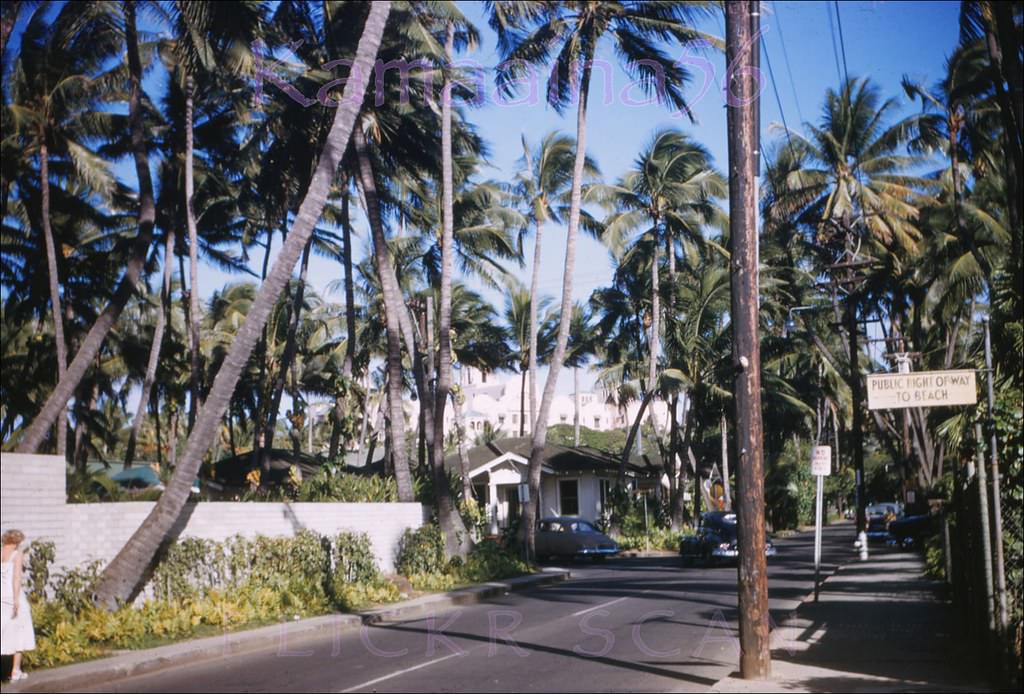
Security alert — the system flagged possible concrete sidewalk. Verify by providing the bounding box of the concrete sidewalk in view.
[4,569,570,693]
[713,545,992,693]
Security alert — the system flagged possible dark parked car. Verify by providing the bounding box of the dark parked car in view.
[680,512,777,566]
[866,502,903,542]
[535,517,621,561]
[887,513,936,548]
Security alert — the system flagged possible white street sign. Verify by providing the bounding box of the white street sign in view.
[866,370,977,410]
[811,446,831,476]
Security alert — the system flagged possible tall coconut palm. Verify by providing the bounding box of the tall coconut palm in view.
[902,40,1000,285]
[488,0,717,554]
[165,0,266,432]
[17,1,161,455]
[7,2,121,456]
[91,1,392,609]
[770,78,938,522]
[503,281,558,436]
[601,129,725,458]
[514,132,599,436]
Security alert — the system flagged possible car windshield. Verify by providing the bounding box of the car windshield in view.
[572,521,597,533]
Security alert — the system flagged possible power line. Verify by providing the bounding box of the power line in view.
[825,2,844,89]
[772,2,804,125]
[763,33,795,154]
[833,1,851,88]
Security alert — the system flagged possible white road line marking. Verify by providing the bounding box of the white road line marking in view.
[570,588,654,618]
[338,652,463,693]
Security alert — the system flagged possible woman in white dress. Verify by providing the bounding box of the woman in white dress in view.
[1,529,35,682]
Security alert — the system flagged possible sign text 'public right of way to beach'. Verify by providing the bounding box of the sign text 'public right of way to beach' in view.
[866,370,978,410]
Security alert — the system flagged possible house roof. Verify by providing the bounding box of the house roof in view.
[445,437,660,478]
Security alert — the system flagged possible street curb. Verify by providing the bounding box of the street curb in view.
[9,569,570,693]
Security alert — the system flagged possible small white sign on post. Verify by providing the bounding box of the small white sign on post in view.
[811,446,832,476]
[517,482,530,503]
[810,445,830,603]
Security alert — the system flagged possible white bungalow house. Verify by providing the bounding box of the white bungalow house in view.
[448,437,663,534]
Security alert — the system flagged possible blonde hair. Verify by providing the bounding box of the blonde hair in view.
[1,529,25,547]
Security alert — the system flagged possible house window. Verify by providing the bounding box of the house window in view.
[560,414,568,423]
[559,479,579,516]
[512,414,518,424]
[473,483,487,504]
[498,415,505,424]
[599,479,611,513]
[593,416,601,428]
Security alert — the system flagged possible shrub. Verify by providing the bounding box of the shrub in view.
[333,577,401,611]
[22,529,401,669]
[458,538,530,584]
[26,540,56,602]
[332,531,380,584]
[395,525,446,576]
[296,466,398,502]
[406,572,456,592]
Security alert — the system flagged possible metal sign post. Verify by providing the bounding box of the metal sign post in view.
[811,446,831,600]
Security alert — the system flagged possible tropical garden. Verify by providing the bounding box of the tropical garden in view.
[0,0,1020,671]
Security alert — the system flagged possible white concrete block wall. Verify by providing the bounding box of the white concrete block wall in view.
[0,453,66,550]
[64,502,424,574]
[0,453,425,578]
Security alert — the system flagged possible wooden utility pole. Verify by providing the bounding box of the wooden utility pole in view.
[726,0,770,679]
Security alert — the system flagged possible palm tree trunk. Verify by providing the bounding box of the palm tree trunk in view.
[352,125,416,502]
[38,129,68,458]
[252,228,275,456]
[185,73,202,434]
[432,21,471,557]
[528,221,543,435]
[450,388,473,501]
[519,369,527,436]
[573,367,580,446]
[125,230,176,467]
[330,193,358,460]
[90,1,391,609]
[18,2,157,454]
[261,238,313,464]
[618,391,654,485]
[73,380,98,470]
[648,234,660,401]
[526,50,595,556]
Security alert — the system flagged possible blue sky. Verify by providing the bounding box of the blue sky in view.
[88,1,964,395]
[191,0,964,395]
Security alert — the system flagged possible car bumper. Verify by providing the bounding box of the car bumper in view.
[709,546,777,558]
[576,547,621,557]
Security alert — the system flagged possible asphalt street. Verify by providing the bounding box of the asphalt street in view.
[74,523,857,693]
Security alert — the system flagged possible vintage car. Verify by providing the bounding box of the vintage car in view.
[535,517,621,561]
[680,511,777,566]
[866,502,904,542]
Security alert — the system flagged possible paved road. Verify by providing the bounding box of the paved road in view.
[77,523,857,693]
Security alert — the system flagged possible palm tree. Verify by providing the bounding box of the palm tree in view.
[166,0,266,433]
[7,2,122,456]
[503,281,557,436]
[17,1,159,455]
[488,0,717,554]
[514,132,599,436]
[902,40,1000,285]
[602,129,725,458]
[91,1,392,609]
[769,78,939,518]
[565,302,597,446]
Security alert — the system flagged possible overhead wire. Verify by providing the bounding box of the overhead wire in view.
[825,2,844,89]
[833,0,851,88]
[772,2,804,125]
